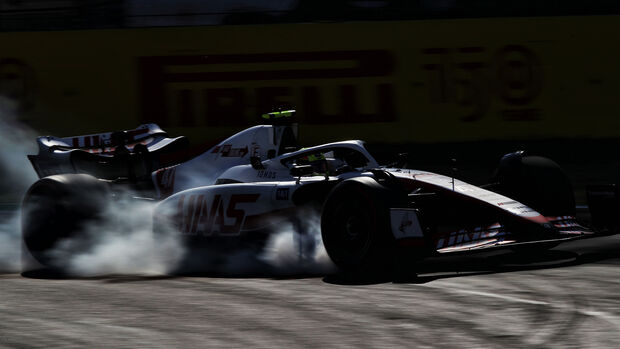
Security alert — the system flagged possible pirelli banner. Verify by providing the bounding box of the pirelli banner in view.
[1,16,619,144]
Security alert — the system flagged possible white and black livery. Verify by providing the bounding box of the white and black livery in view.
[21,111,620,274]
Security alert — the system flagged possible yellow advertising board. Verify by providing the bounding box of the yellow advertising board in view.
[1,16,619,144]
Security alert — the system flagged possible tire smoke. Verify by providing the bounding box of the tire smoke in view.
[259,209,336,276]
[49,200,335,277]
[0,97,38,273]
[2,97,336,277]
[48,196,186,277]
[0,212,21,273]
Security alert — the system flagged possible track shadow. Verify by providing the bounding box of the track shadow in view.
[20,269,178,282]
[21,269,68,279]
[20,256,329,281]
[21,267,326,282]
[323,240,620,286]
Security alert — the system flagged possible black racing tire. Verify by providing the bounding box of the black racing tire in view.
[321,179,394,275]
[493,153,574,253]
[21,174,109,269]
[494,153,575,217]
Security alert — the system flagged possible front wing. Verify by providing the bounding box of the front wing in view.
[389,209,596,255]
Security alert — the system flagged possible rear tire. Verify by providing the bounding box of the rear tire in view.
[22,174,109,269]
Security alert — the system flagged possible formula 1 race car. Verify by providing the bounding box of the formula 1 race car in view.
[21,111,620,274]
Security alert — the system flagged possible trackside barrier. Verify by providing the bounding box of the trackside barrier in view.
[0,16,619,144]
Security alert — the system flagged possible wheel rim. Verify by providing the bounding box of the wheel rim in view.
[326,191,376,266]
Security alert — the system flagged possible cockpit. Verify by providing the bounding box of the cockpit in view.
[281,145,374,176]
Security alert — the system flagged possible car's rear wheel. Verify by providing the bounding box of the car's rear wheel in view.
[321,180,394,275]
[22,174,109,269]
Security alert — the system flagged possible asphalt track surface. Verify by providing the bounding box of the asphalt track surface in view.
[2,234,620,348]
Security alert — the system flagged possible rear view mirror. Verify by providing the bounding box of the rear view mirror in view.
[290,165,313,177]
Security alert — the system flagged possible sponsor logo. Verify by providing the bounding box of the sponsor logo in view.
[257,170,277,179]
[155,167,176,198]
[177,193,260,236]
[436,224,504,249]
[399,219,413,234]
[421,45,542,122]
[389,209,423,239]
[211,144,249,157]
[275,188,289,200]
[138,50,396,127]
[70,128,150,149]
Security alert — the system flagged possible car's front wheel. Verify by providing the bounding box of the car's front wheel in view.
[321,179,394,275]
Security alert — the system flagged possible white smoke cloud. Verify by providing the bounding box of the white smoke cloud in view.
[0,211,21,273]
[44,192,335,277]
[50,197,185,277]
[0,96,186,276]
[0,96,38,193]
[260,210,336,275]
[160,207,337,277]
[0,96,38,273]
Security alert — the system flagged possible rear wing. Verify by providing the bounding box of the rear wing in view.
[28,124,189,180]
[34,124,166,154]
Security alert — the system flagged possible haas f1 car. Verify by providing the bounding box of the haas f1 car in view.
[22,111,620,273]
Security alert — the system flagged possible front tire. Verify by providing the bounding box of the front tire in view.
[493,152,575,217]
[321,180,394,274]
[493,152,575,253]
